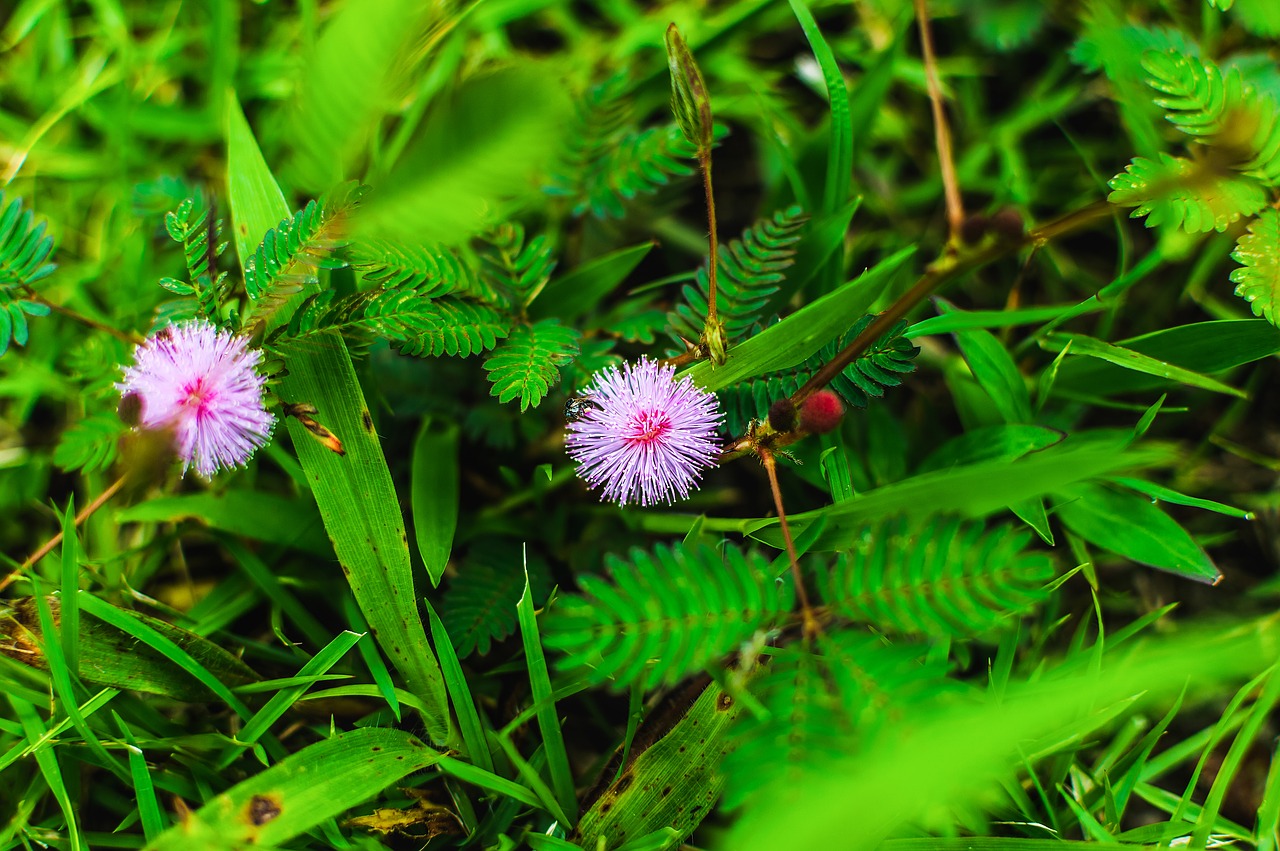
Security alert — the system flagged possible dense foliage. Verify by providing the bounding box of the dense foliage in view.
[3,1,1280,849]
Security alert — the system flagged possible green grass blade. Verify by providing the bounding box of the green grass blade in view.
[685,246,914,391]
[1044,331,1247,398]
[494,736,573,827]
[1193,663,1280,848]
[145,728,445,851]
[117,491,331,557]
[748,438,1169,550]
[342,593,401,721]
[412,418,459,588]
[532,242,654,322]
[427,599,494,772]
[300,684,429,715]
[1257,737,1280,851]
[28,580,126,780]
[113,711,165,842]
[59,498,78,676]
[10,695,84,851]
[439,754,544,810]
[788,0,850,217]
[518,561,577,823]
[220,535,330,648]
[217,630,364,769]
[226,91,453,746]
[76,591,252,720]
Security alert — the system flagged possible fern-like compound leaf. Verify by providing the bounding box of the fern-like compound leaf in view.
[542,542,793,691]
[483,319,581,411]
[547,75,717,220]
[477,222,557,309]
[718,315,920,435]
[441,539,552,657]
[348,238,492,301]
[53,411,127,474]
[0,192,56,289]
[819,516,1055,636]
[668,206,810,345]
[721,646,854,810]
[1142,49,1280,184]
[722,633,947,809]
[280,290,508,359]
[1143,50,1244,138]
[242,182,364,330]
[161,197,231,324]
[1230,207,1280,326]
[0,295,50,359]
[1108,153,1268,233]
[0,193,56,357]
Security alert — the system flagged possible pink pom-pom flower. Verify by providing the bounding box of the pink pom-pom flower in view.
[566,358,723,507]
[118,320,275,478]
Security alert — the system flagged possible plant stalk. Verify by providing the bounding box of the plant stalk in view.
[760,447,818,638]
[2,474,128,592]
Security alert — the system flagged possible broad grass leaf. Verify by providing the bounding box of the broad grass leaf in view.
[355,66,571,247]
[227,92,453,744]
[684,246,914,392]
[145,728,444,851]
[1054,482,1220,583]
[411,418,459,588]
[285,0,435,192]
[1051,319,1280,397]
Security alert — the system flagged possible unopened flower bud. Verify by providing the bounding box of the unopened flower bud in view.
[989,207,1025,241]
[767,398,797,432]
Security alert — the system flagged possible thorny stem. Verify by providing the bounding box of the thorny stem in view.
[718,199,1113,461]
[760,447,819,638]
[1,473,128,593]
[915,0,963,237]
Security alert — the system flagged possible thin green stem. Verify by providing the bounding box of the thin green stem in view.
[701,152,719,327]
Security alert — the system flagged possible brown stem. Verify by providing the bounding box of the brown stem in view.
[789,200,1113,410]
[701,151,719,326]
[659,347,701,369]
[22,289,144,346]
[715,198,1113,463]
[914,0,963,237]
[1,474,128,592]
[760,448,819,638]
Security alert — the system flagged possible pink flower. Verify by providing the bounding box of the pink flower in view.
[566,358,723,506]
[118,320,275,477]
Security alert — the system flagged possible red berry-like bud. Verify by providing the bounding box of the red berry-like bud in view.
[799,390,845,434]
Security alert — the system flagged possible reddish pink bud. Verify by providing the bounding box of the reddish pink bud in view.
[799,390,845,434]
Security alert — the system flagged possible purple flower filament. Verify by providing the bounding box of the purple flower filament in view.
[566,358,723,507]
[119,320,276,478]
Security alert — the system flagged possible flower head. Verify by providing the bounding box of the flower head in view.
[118,320,275,477]
[566,358,723,506]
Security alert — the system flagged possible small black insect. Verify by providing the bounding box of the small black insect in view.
[564,395,603,422]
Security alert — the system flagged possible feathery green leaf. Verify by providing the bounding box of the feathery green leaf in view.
[668,206,810,345]
[1108,153,1267,233]
[441,539,551,658]
[1230,208,1280,326]
[543,543,793,691]
[484,319,580,411]
[818,516,1056,635]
